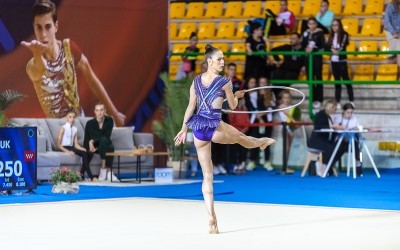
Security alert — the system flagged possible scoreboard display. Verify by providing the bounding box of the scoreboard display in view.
[0,127,37,191]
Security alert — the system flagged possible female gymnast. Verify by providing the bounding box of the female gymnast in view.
[174,44,276,234]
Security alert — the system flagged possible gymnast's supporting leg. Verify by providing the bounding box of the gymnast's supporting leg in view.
[194,138,219,234]
[212,121,275,150]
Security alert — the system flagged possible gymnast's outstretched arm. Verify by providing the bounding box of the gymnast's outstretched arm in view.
[174,83,197,146]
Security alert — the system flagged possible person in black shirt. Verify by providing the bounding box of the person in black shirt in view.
[326,19,353,107]
[244,21,268,80]
[84,102,117,181]
[270,32,305,97]
[308,99,346,176]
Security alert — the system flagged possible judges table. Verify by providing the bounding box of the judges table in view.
[316,129,381,179]
[106,151,169,183]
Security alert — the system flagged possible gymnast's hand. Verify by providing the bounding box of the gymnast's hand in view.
[21,40,47,57]
[234,90,246,99]
[174,130,187,146]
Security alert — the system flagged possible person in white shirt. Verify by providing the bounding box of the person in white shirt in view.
[332,102,363,176]
[57,110,96,181]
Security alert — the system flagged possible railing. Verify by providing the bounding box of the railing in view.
[171,49,400,119]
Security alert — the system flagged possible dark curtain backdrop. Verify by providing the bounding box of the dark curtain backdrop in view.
[0,0,168,124]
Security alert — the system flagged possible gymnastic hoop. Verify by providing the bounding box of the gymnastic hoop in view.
[221,86,305,114]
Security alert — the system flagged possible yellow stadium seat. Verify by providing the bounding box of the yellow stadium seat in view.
[343,0,363,15]
[170,3,186,19]
[169,64,179,79]
[236,64,244,77]
[243,1,263,18]
[224,2,242,18]
[265,1,280,15]
[353,65,375,81]
[376,64,398,81]
[364,0,384,15]
[185,3,204,19]
[170,23,178,40]
[170,44,187,62]
[302,0,321,17]
[236,21,249,39]
[177,22,197,40]
[196,43,206,62]
[216,22,235,39]
[357,41,378,59]
[197,22,215,39]
[288,1,302,16]
[329,1,342,15]
[379,41,390,59]
[347,40,357,60]
[204,2,223,18]
[342,19,359,36]
[230,43,246,61]
[359,18,382,36]
[213,43,229,53]
[322,64,330,81]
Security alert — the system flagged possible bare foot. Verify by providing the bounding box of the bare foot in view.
[209,217,219,234]
[260,138,276,150]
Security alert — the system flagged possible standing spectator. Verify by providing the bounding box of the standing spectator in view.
[384,0,400,78]
[302,17,326,110]
[301,0,335,34]
[57,110,96,181]
[84,102,118,181]
[277,90,299,174]
[226,63,244,92]
[228,98,250,174]
[270,32,305,97]
[265,0,295,37]
[244,77,263,170]
[258,77,275,171]
[244,21,268,80]
[326,19,354,108]
[176,32,199,80]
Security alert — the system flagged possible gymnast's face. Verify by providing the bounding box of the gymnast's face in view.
[208,50,225,73]
[33,13,58,46]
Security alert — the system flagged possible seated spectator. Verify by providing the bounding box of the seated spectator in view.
[332,102,363,176]
[57,110,96,181]
[270,32,305,98]
[84,102,119,182]
[265,0,295,37]
[308,99,346,176]
[302,17,326,110]
[245,21,268,80]
[301,0,334,34]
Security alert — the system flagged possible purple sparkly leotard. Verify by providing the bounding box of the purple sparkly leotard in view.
[186,74,231,141]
